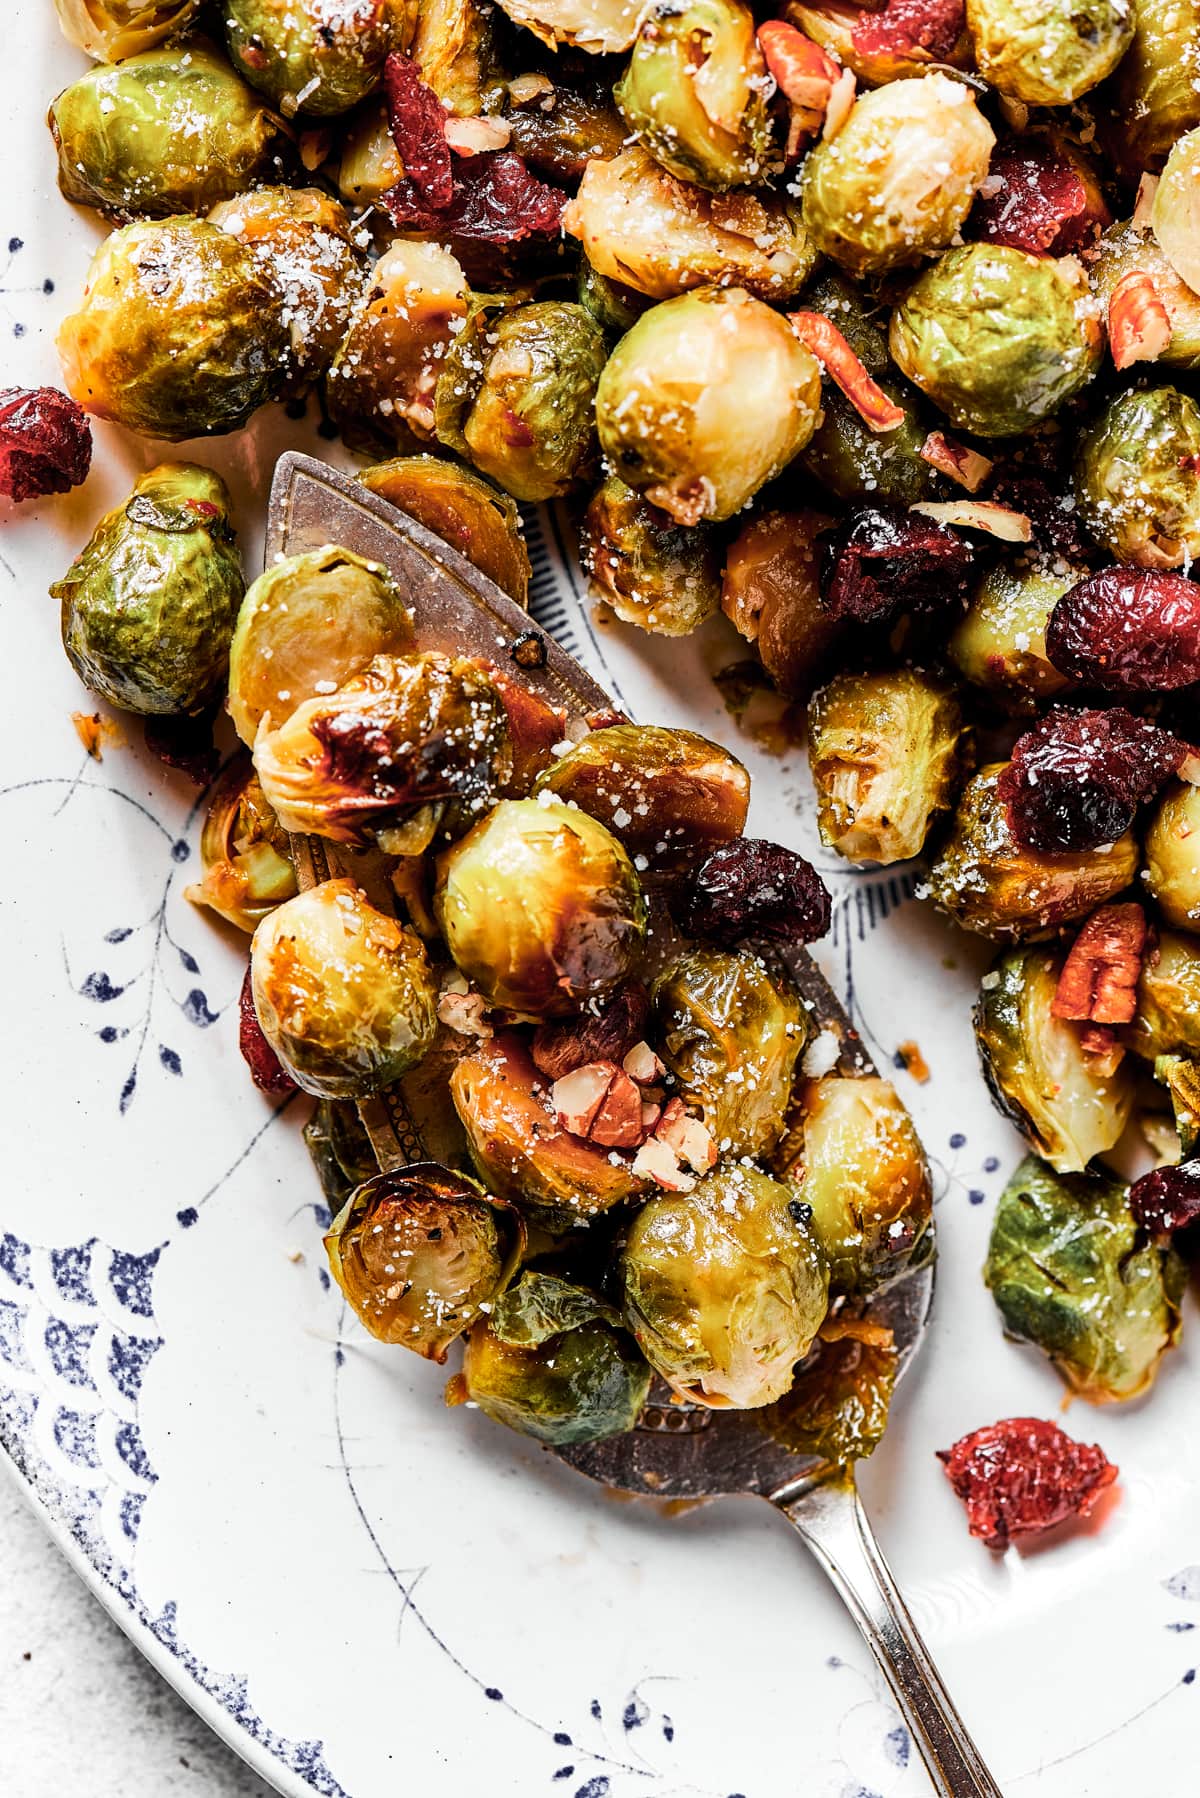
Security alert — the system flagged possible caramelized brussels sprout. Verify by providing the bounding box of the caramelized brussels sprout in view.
[434,301,607,503]
[490,0,645,54]
[890,246,1102,438]
[187,755,296,932]
[58,216,286,439]
[336,98,401,207]
[410,0,496,114]
[1105,0,1200,171]
[595,287,822,525]
[974,947,1135,1173]
[1145,783,1200,932]
[254,653,512,849]
[1075,387,1200,570]
[359,456,531,607]
[54,0,203,61]
[505,79,627,182]
[808,670,966,866]
[620,1165,830,1408]
[580,476,721,636]
[927,764,1139,941]
[1091,221,1200,372]
[721,509,843,697]
[563,148,817,303]
[763,1324,897,1464]
[228,545,413,747]
[1128,930,1200,1060]
[653,948,805,1157]
[948,564,1079,707]
[1153,127,1200,295]
[986,1156,1184,1403]
[435,799,646,1017]
[967,0,1133,103]
[225,0,414,117]
[325,1164,514,1360]
[54,463,243,717]
[1156,1054,1200,1155]
[251,879,437,1097]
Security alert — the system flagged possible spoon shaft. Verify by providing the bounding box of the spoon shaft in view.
[775,1473,1003,1797]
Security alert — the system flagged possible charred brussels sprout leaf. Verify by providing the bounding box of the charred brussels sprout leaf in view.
[949,564,1079,707]
[578,260,652,335]
[303,1099,378,1212]
[225,0,415,117]
[581,476,721,637]
[1127,931,1200,1061]
[967,0,1133,103]
[54,0,204,61]
[462,1293,651,1446]
[359,456,531,608]
[762,1326,897,1464]
[327,240,468,451]
[490,1269,622,1346]
[1156,1055,1200,1157]
[1075,387,1200,570]
[187,754,296,933]
[1145,783,1200,932]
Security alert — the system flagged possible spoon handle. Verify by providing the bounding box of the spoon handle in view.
[774,1471,1003,1798]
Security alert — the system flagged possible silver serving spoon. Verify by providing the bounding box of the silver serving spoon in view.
[267,452,1002,1798]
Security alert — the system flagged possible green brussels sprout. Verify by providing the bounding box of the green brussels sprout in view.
[1155,1054,1200,1156]
[967,0,1133,103]
[927,764,1140,941]
[615,0,772,191]
[948,563,1080,707]
[563,147,818,303]
[186,754,296,933]
[985,1155,1184,1403]
[1105,0,1200,171]
[1127,930,1200,1060]
[890,245,1103,438]
[580,476,722,636]
[653,948,805,1158]
[325,1164,517,1361]
[620,1165,830,1408]
[534,724,749,870]
[801,75,994,278]
[489,0,645,54]
[250,878,437,1097]
[1091,222,1200,372]
[57,216,286,439]
[460,1273,652,1445]
[974,947,1135,1174]
[410,0,496,114]
[434,300,607,503]
[504,79,628,182]
[762,1324,897,1465]
[1074,386,1200,570]
[358,456,531,608]
[49,44,291,220]
[1153,126,1200,295]
[1144,782,1200,932]
[54,0,203,61]
[721,508,844,698]
[225,0,415,117]
[808,670,966,866]
[303,1098,379,1212]
[773,1074,933,1295]
[577,260,652,335]
[53,463,243,717]
[595,287,823,525]
[336,98,402,207]
[228,545,413,748]
[435,799,646,1017]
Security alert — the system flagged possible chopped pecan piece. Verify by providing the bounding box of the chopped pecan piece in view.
[551,1061,645,1148]
[1108,270,1172,372]
[1051,904,1147,1025]
[631,1134,695,1192]
[919,432,993,493]
[788,312,905,432]
[757,22,844,153]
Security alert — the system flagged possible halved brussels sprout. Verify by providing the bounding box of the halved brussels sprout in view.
[225,0,415,117]
[1091,222,1200,372]
[563,148,817,304]
[985,1155,1184,1403]
[254,653,513,849]
[58,216,286,440]
[54,0,203,61]
[948,564,1079,707]
[721,509,843,697]
[505,79,628,182]
[1153,127,1200,295]
[490,0,645,53]
[359,457,531,607]
[1127,931,1200,1060]
[434,301,607,504]
[1105,0,1200,171]
[250,878,437,1097]
[1075,387,1200,570]
[762,1323,897,1465]
[967,0,1133,103]
[974,947,1135,1174]
[228,545,413,747]
[808,670,966,866]
[187,754,296,932]
[304,1098,379,1212]
[336,98,401,207]
[580,476,721,636]
[435,799,646,1017]
[325,1164,517,1360]
[927,764,1139,941]
[595,287,822,525]
[54,463,243,717]
[410,0,496,114]
[1156,1054,1200,1156]
[534,725,749,871]
[772,1074,932,1294]
[889,246,1103,438]
[620,1165,830,1409]
[1145,783,1200,932]
[653,948,805,1158]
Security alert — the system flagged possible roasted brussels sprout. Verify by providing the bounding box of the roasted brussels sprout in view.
[967,0,1133,103]
[228,545,413,747]
[595,287,822,525]
[225,0,414,117]
[808,670,966,866]
[1091,222,1200,373]
[974,947,1135,1173]
[57,216,286,440]
[254,653,512,849]
[580,476,721,636]
[653,948,805,1158]
[461,1273,651,1444]
[563,148,817,303]
[250,879,437,1098]
[890,246,1103,438]
[621,1165,829,1408]
[504,78,627,182]
[325,1164,515,1360]
[801,75,994,278]
[1105,0,1200,171]
[928,764,1139,941]
[1145,782,1200,932]
[434,301,607,504]
[53,463,243,717]
[1074,386,1200,570]
[359,457,531,607]
[763,1323,897,1465]
[1156,1053,1200,1155]
[1128,930,1200,1060]
[187,755,296,932]
[435,799,646,1017]
[985,1156,1184,1403]
[1153,127,1200,295]
[948,564,1079,707]
[54,0,203,61]
[721,509,843,697]
[490,0,645,53]
[578,261,652,335]
[336,98,401,207]
[410,0,496,114]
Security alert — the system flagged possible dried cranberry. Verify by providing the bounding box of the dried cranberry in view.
[1046,567,1200,692]
[676,838,832,947]
[238,967,296,1096]
[852,0,964,63]
[987,474,1096,565]
[1129,1162,1200,1237]
[0,386,92,502]
[382,52,453,209]
[968,138,1110,257]
[999,706,1192,852]
[821,505,975,625]
[142,709,220,787]
[382,152,566,282]
[938,1417,1118,1550]
[531,982,650,1081]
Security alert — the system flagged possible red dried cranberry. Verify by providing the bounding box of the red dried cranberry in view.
[381,152,566,282]
[1046,567,1200,692]
[0,386,92,502]
[968,138,1110,256]
[1129,1162,1200,1237]
[938,1417,1118,1549]
[142,709,220,787]
[531,982,651,1081]
[676,838,832,947]
[382,52,453,209]
[998,706,1192,852]
[987,474,1097,565]
[821,506,975,625]
[238,967,296,1096]
[852,0,964,63]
